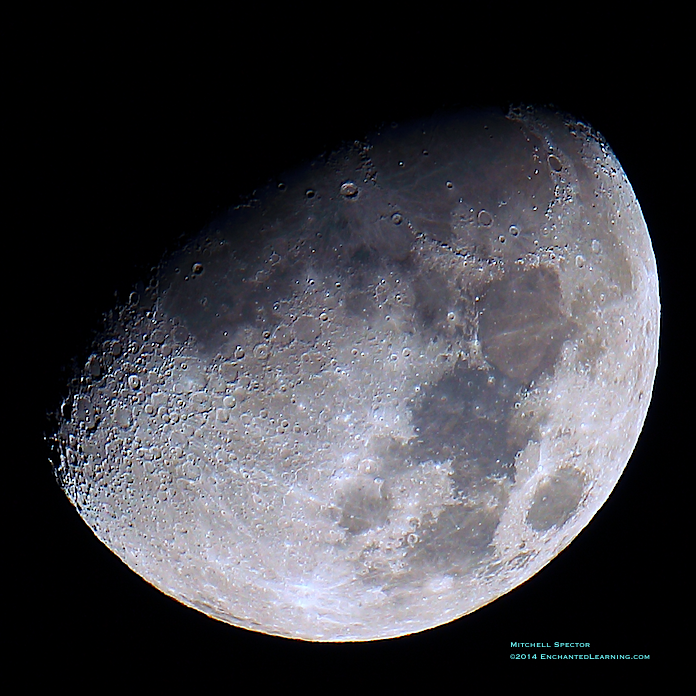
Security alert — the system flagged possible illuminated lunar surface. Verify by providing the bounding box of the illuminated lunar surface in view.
[52,106,659,641]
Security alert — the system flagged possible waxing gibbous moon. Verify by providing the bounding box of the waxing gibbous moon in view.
[52,105,659,642]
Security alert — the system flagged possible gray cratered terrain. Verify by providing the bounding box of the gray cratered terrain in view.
[52,106,659,641]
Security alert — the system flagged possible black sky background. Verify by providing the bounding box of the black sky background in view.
[11,12,684,683]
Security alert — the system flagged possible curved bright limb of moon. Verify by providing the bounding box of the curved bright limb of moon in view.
[52,106,659,641]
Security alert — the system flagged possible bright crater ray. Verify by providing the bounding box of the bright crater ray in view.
[52,106,659,641]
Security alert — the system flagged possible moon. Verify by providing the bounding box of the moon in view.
[51,105,659,642]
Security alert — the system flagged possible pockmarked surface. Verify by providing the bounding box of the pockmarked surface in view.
[52,106,659,641]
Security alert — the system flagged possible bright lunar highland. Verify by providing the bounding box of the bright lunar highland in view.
[52,106,659,641]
